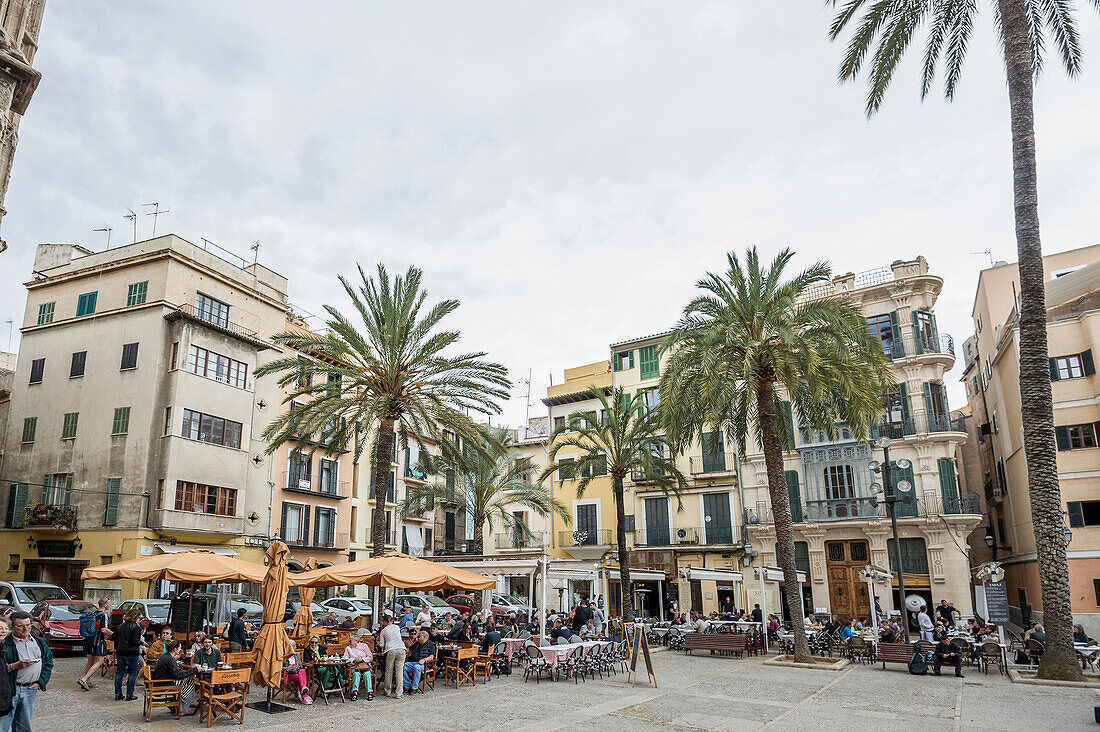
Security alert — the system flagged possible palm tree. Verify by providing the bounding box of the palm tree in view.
[542,386,688,620]
[256,264,510,557]
[399,427,571,555]
[827,0,1092,682]
[659,248,892,662]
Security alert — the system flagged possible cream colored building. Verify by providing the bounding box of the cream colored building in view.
[1,235,287,600]
[962,243,1100,635]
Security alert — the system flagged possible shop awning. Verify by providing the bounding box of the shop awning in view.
[679,567,743,583]
[610,568,666,582]
[154,542,238,556]
[753,566,807,583]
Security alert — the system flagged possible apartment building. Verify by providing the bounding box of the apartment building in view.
[961,243,1100,635]
[269,319,354,587]
[742,257,981,622]
[1,235,286,599]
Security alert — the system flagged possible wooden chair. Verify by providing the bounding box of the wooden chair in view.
[141,665,183,721]
[214,639,230,652]
[197,667,250,727]
[222,651,254,669]
[442,646,477,688]
[417,659,436,693]
[474,647,493,683]
[100,639,115,677]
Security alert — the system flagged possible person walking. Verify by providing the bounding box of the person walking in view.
[592,603,606,635]
[378,615,406,698]
[113,608,144,701]
[0,619,12,724]
[227,608,249,652]
[1,611,54,732]
[917,605,935,643]
[77,597,113,691]
[935,599,958,629]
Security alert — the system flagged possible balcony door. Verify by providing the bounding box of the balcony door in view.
[575,503,597,545]
[644,497,669,546]
[702,492,733,544]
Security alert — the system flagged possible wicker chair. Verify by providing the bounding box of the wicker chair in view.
[1025,638,1045,667]
[847,636,871,664]
[980,641,1005,675]
[523,644,551,683]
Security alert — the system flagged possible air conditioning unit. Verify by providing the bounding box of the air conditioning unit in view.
[676,528,697,545]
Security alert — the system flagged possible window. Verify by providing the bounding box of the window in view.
[1056,424,1098,451]
[36,302,54,325]
[174,481,237,516]
[163,407,172,436]
[29,358,44,384]
[61,412,79,439]
[824,464,856,500]
[69,351,86,378]
[639,345,659,380]
[126,281,148,306]
[997,517,1007,543]
[581,452,607,477]
[1094,580,1100,607]
[701,431,725,472]
[327,372,342,395]
[558,458,576,481]
[7,555,17,572]
[76,291,98,317]
[170,342,179,370]
[289,452,312,489]
[296,357,312,388]
[639,387,660,412]
[120,342,139,370]
[1050,350,1095,381]
[976,312,983,333]
[613,350,634,371]
[913,310,936,352]
[1068,501,1100,527]
[112,407,131,435]
[103,478,120,525]
[866,312,896,356]
[887,537,929,574]
[195,292,230,328]
[181,408,243,448]
[45,473,73,505]
[554,416,565,430]
[21,417,36,443]
[187,345,247,388]
[282,503,306,543]
[319,458,338,494]
[315,507,336,547]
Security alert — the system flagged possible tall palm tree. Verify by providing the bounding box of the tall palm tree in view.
[399,427,571,555]
[542,386,688,620]
[659,248,892,662]
[828,0,1093,682]
[256,264,510,557]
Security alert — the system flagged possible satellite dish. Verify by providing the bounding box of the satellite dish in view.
[904,594,925,612]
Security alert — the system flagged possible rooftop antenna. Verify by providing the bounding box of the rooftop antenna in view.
[523,368,533,428]
[971,250,994,268]
[124,209,137,243]
[250,240,260,265]
[93,226,112,250]
[143,202,170,236]
[4,318,11,351]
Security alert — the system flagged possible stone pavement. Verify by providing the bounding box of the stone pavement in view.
[28,649,1098,731]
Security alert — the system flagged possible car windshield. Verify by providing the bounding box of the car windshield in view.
[415,596,451,608]
[231,598,263,613]
[349,600,371,610]
[144,603,170,620]
[496,595,523,606]
[44,603,94,620]
[15,585,68,604]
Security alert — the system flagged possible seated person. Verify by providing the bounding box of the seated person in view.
[502,614,520,636]
[342,633,373,701]
[304,635,337,690]
[152,640,198,682]
[192,635,222,668]
[428,624,448,645]
[579,619,597,638]
[403,629,436,692]
[324,611,339,628]
[932,622,949,642]
[803,614,816,630]
[550,619,573,642]
[1031,624,1047,645]
[448,620,473,643]
[879,621,899,644]
[187,631,208,658]
[1074,624,1093,645]
[840,619,858,641]
[338,615,358,631]
[933,638,964,678]
[150,627,174,657]
[283,641,312,705]
[480,621,501,653]
[399,606,415,629]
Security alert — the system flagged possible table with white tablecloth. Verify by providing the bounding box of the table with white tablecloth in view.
[537,641,613,669]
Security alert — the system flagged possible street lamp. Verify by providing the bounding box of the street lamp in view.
[869,437,911,643]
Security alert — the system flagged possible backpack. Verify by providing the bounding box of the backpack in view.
[908,641,928,675]
[79,610,101,639]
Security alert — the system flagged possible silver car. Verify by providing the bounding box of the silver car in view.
[320,597,373,622]
[0,581,70,614]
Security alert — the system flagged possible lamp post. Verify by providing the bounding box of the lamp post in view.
[869,437,913,643]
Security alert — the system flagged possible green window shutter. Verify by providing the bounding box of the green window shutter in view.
[912,311,924,354]
[612,353,620,371]
[892,463,917,517]
[6,484,29,528]
[126,281,148,307]
[21,417,36,443]
[888,311,900,357]
[112,407,131,435]
[937,457,959,513]
[62,412,79,439]
[1068,501,1084,527]
[784,470,803,523]
[779,400,794,451]
[898,382,910,422]
[930,312,939,344]
[618,390,632,413]
[76,291,98,317]
[103,478,121,525]
[1083,349,1096,377]
[639,346,659,379]
[923,382,934,424]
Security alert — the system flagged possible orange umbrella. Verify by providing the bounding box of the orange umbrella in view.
[80,548,267,583]
[291,551,495,590]
[290,557,318,641]
[251,541,293,691]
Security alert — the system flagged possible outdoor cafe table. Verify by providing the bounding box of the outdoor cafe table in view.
[502,637,544,661]
[309,658,351,704]
[538,641,613,670]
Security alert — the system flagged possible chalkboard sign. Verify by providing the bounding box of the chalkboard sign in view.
[169,597,209,634]
[984,581,1010,624]
[627,625,656,687]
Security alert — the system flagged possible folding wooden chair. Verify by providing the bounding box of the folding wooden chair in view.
[100,639,115,677]
[142,665,183,721]
[197,667,250,726]
[222,651,254,669]
[417,659,436,693]
[474,648,493,683]
[452,646,477,689]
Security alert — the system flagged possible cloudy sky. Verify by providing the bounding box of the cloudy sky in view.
[2,2,1098,426]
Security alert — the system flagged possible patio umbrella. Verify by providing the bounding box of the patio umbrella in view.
[290,551,495,591]
[81,548,267,583]
[290,557,318,641]
[252,541,293,692]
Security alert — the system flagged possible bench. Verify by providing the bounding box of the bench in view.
[876,641,934,669]
[683,632,747,658]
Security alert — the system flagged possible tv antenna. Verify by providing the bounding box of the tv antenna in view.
[4,318,11,351]
[124,209,137,243]
[143,202,170,236]
[93,226,112,250]
[250,240,260,264]
[971,250,994,267]
[523,368,533,428]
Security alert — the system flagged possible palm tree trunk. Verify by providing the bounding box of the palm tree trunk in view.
[999,0,1082,682]
[757,376,812,661]
[373,419,396,557]
[471,513,485,615]
[612,474,634,621]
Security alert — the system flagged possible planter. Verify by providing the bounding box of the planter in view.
[763,655,850,671]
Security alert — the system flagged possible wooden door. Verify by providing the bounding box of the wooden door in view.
[825,540,870,621]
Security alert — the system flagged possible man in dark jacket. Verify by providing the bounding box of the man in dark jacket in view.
[2,611,54,732]
[480,621,501,653]
[933,638,964,678]
[571,601,591,635]
[227,608,249,652]
[114,608,145,701]
[152,641,198,681]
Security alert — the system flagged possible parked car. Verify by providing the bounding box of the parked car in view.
[188,593,265,623]
[30,599,95,653]
[283,600,327,628]
[389,594,459,621]
[109,599,171,630]
[320,597,372,622]
[445,593,530,618]
[0,581,70,614]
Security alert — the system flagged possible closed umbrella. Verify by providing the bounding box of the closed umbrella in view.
[290,557,318,641]
[252,541,293,694]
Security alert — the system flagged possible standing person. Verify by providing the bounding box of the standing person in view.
[571,601,590,636]
[751,604,763,625]
[592,603,605,635]
[77,597,113,691]
[918,605,935,643]
[597,595,605,611]
[113,608,144,702]
[227,608,248,652]
[342,633,373,701]
[935,599,957,629]
[2,611,54,732]
[416,603,432,631]
[378,615,406,698]
[0,619,11,723]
